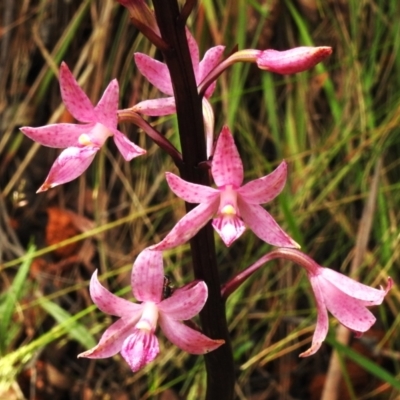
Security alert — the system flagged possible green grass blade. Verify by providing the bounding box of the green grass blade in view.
[0,244,36,355]
[39,299,96,349]
[327,336,400,390]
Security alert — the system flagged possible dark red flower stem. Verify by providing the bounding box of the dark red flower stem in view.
[151,0,235,398]
[118,109,183,167]
[221,248,319,300]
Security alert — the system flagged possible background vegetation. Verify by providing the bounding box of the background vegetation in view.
[1,0,399,399]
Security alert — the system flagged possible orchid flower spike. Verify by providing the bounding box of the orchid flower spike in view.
[273,249,393,357]
[151,126,299,250]
[78,249,223,372]
[132,29,225,156]
[20,62,146,192]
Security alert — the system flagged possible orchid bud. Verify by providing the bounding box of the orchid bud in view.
[256,46,332,74]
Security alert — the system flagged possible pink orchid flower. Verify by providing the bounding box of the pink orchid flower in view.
[20,62,146,192]
[133,30,224,116]
[302,262,392,357]
[132,29,224,156]
[151,126,299,250]
[78,249,223,372]
[221,248,392,357]
[266,249,393,357]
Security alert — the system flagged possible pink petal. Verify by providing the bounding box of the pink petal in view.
[132,249,164,303]
[150,200,218,251]
[300,274,329,357]
[158,281,208,320]
[112,129,146,161]
[134,53,173,95]
[132,97,177,116]
[78,318,135,359]
[59,62,96,122]
[121,330,160,372]
[212,214,246,247]
[186,29,200,79]
[165,172,219,203]
[320,269,391,304]
[318,277,377,332]
[238,161,287,204]
[211,126,243,188]
[89,270,142,318]
[256,46,332,75]
[159,316,224,354]
[37,146,98,192]
[20,123,92,148]
[238,200,299,248]
[198,45,225,97]
[94,79,119,128]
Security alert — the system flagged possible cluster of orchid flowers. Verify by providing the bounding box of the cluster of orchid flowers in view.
[21,0,392,374]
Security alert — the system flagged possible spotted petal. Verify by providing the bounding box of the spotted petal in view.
[112,129,146,161]
[166,172,219,203]
[20,123,92,148]
[37,146,98,192]
[299,274,330,357]
[238,161,287,204]
[59,62,96,122]
[212,126,243,188]
[132,97,177,116]
[320,269,392,304]
[198,45,225,98]
[150,199,219,251]
[238,200,299,248]
[318,277,377,332]
[159,316,224,355]
[134,53,173,95]
[78,318,136,359]
[158,281,208,320]
[95,79,119,127]
[132,249,164,303]
[89,270,142,318]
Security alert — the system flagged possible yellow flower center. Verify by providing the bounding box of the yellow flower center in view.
[135,319,152,332]
[78,133,94,146]
[221,204,236,215]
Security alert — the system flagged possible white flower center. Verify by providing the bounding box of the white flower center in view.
[135,302,159,333]
[78,123,113,147]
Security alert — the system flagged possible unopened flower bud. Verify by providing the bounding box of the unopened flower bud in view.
[256,46,332,74]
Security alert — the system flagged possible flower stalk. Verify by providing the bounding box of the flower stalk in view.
[117,108,183,167]
[151,0,235,398]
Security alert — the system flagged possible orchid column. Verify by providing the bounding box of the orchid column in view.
[151,0,235,399]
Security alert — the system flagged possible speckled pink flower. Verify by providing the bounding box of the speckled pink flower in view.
[221,248,393,357]
[151,126,299,250]
[78,249,223,372]
[132,29,224,156]
[20,62,146,192]
[298,252,393,357]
